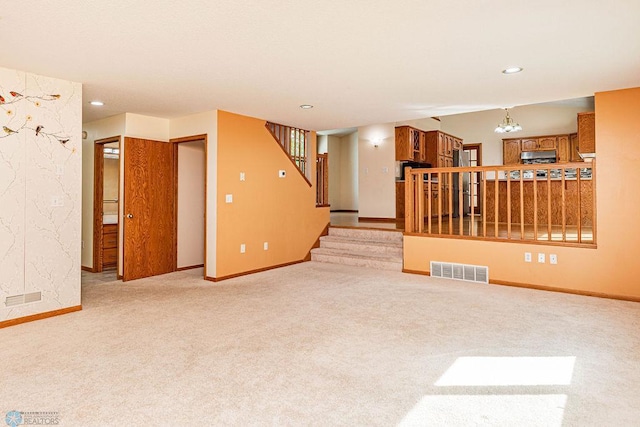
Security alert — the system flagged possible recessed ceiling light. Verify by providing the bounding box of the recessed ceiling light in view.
[299,104,313,109]
[502,67,523,75]
[90,101,104,106]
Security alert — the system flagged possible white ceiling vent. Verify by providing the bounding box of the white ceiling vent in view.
[5,291,42,307]
[430,261,489,284]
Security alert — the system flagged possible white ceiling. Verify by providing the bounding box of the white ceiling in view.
[1,1,638,131]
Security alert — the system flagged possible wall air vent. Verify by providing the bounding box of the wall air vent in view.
[430,261,489,284]
[5,291,42,307]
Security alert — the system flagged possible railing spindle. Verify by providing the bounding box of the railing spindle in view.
[494,173,499,238]
[533,171,538,241]
[482,171,487,238]
[547,172,552,241]
[561,168,566,241]
[519,173,524,240]
[507,173,512,239]
[577,167,582,243]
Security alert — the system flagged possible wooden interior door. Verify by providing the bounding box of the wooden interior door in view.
[123,137,175,281]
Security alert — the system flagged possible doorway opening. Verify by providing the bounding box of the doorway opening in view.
[463,143,482,215]
[92,136,121,274]
[172,135,207,277]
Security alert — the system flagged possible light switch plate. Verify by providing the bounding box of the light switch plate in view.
[538,253,546,263]
[524,252,532,262]
[278,170,286,178]
[263,242,268,250]
[550,254,558,264]
[240,244,246,253]
[225,194,233,203]
[240,172,245,181]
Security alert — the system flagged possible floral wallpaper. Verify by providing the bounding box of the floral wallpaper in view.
[0,66,82,321]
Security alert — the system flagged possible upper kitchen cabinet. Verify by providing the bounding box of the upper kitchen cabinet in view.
[395,126,423,161]
[424,131,463,167]
[503,139,522,165]
[557,135,570,162]
[577,112,595,154]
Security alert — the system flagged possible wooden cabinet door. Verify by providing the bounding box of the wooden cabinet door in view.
[410,128,421,160]
[538,136,557,150]
[521,139,538,151]
[445,135,453,157]
[419,131,426,162]
[578,112,595,153]
[438,155,447,168]
[395,126,412,161]
[438,133,446,156]
[503,139,521,165]
[557,135,570,162]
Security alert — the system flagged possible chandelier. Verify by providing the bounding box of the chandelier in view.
[494,108,522,133]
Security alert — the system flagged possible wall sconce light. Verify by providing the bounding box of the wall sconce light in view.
[371,138,383,148]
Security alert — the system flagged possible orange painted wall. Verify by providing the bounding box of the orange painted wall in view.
[215,111,329,278]
[404,87,640,299]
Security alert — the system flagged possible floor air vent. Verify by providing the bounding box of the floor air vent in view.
[5,291,42,307]
[430,261,489,284]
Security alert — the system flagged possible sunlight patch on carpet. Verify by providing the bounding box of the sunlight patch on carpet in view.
[435,356,576,386]
[398,394,567,426]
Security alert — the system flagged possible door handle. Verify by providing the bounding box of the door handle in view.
[126,213,134,219]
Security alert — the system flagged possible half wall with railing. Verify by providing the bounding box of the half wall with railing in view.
[404,162,596,246]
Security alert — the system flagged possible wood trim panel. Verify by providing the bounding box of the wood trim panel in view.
[176,264,205,271]
[0,306,82,329]
[330,209,358,213]
[402,269,431,276]
[491,279,640,303]
[81,266,95,273]
[170,134,207,144]
[402,232,597,249]
[206,260,306,282]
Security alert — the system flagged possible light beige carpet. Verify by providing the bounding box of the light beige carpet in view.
[2,262,639,426]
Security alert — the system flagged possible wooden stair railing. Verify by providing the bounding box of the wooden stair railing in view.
[316,153,329,207]
[265,121,311,186]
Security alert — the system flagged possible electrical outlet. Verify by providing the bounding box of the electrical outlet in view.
[240,244,246,253]
[240,172,245,181]
[51,196,63,207]
[278,170,286,178]
[538,253,546,263]
[225,194,233,203]
[263,242,268,250]
[550,254,558,265]
[524,252,532,262]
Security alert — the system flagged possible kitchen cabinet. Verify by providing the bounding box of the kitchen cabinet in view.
[538,136,557,150]
[395,126,423,161]
[424,131,463,167]
[569,133,581,162]
[521,137,557,151]
[577,112,595,153]
[103,223,118,269]
[503,139,522,165]
[396,181,441,218]
[557,135,570,162]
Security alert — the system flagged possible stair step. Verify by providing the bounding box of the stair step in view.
[319,235,402,255]
[310,249,403,271]
[328,227,403,243]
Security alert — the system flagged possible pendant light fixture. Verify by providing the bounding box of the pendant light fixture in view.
[494,108,522,133]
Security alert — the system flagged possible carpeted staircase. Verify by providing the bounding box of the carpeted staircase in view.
[310,227,403,271]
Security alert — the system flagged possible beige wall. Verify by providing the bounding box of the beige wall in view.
[327,135,341,209]
[338,132,358,211]
[404,87,640,300]
[177,140,205,268]
[440,102,594,166]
